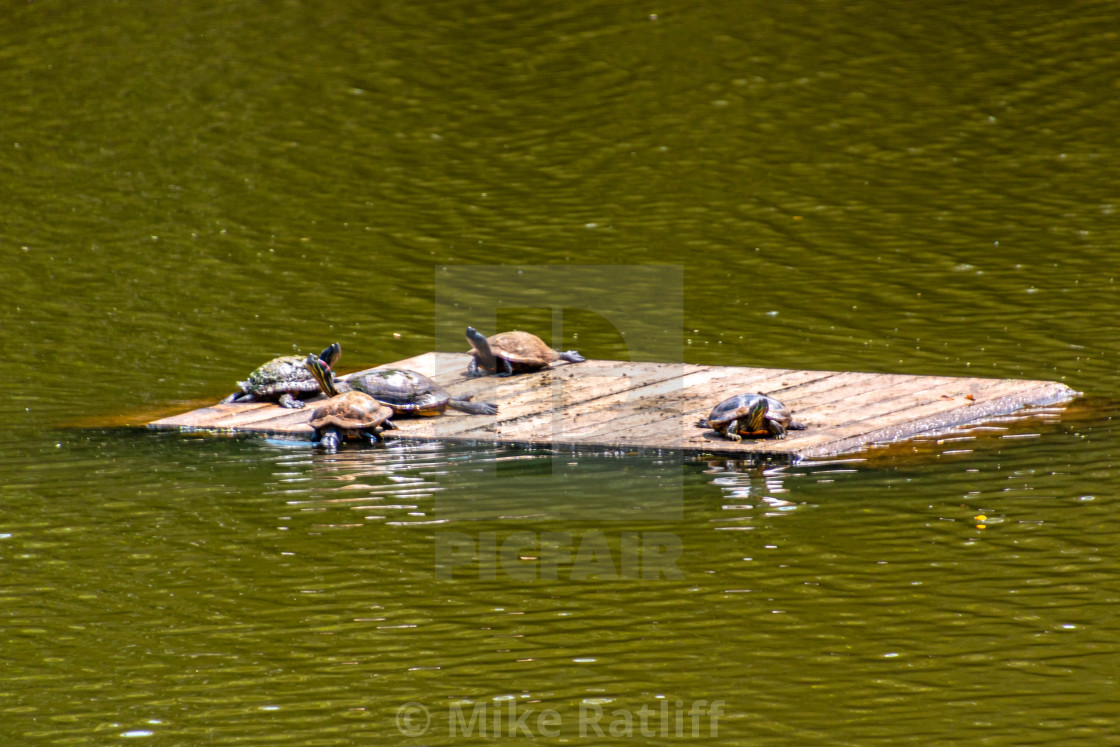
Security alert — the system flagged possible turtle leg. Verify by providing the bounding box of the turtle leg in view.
[319,427,341,452]
[466,357,498,378]
[788,420,807,431]
[357,428,379,444]
[695,418,709,429]
[220,393,241,404]
[449,398,498,415]
[724,422,743,442]
[768,419,787,440]
[278,393,307,409]
[496,358,514,377]
[558,350,586,363]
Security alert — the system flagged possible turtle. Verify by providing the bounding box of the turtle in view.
[353,367,498,417]
[465,326,586,377]
[305,356,497,417]
[696,392,807,441]
[304,355,397,451]
[308,391,398,452]
[221,343,341,409]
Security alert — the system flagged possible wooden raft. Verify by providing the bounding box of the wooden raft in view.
[147,353,1079,459]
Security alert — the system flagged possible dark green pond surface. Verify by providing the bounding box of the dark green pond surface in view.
[4,0,1120,743]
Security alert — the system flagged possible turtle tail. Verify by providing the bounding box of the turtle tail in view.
[222,385,255,404]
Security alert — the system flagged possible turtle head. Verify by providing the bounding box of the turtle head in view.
[305,354,339,397]
[318,342,342,369]
[465,326,496,371]
[742,397,770,433]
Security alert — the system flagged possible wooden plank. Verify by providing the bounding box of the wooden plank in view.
[379,359,703,441]
[366,351,467,380]
[152,402,315,434]
[497,368,831,447]
[643,373,1066,456]
[147,353,1080,459]
[495,370,937,453]
[795,379,1074,459]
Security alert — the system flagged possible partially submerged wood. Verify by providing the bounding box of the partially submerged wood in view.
[148,353,1079,459]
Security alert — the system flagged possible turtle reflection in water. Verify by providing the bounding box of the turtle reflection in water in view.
[304,355,396,451]
[221,342,341,409]
[465,326,585,377]
[697,393,807,441]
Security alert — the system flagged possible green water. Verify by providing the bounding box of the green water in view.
[4,0,1120,743]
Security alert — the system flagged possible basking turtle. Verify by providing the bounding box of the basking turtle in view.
[697,392,807,441]
[353,367,498,417]
[221,343,341,409]
[305,356,396,451]
[306,356,497,417]
[465,326,586,377]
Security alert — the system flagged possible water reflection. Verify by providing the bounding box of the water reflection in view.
[6,420,1120,744]
[703,460,799,524]
[271,440,692,525]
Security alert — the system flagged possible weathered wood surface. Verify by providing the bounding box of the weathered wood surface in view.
[148,353,1079,459]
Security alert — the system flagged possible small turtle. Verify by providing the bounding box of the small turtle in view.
[305,356,396,451]
[697,392,807,441]
[221,343,341,409]
[465,326,586,377]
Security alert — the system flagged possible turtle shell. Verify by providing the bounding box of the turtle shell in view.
[347,368,450,416]
[240,355,322,397]
[705,393,797,438]
[486,331,558,367]
[309,391,394,430]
